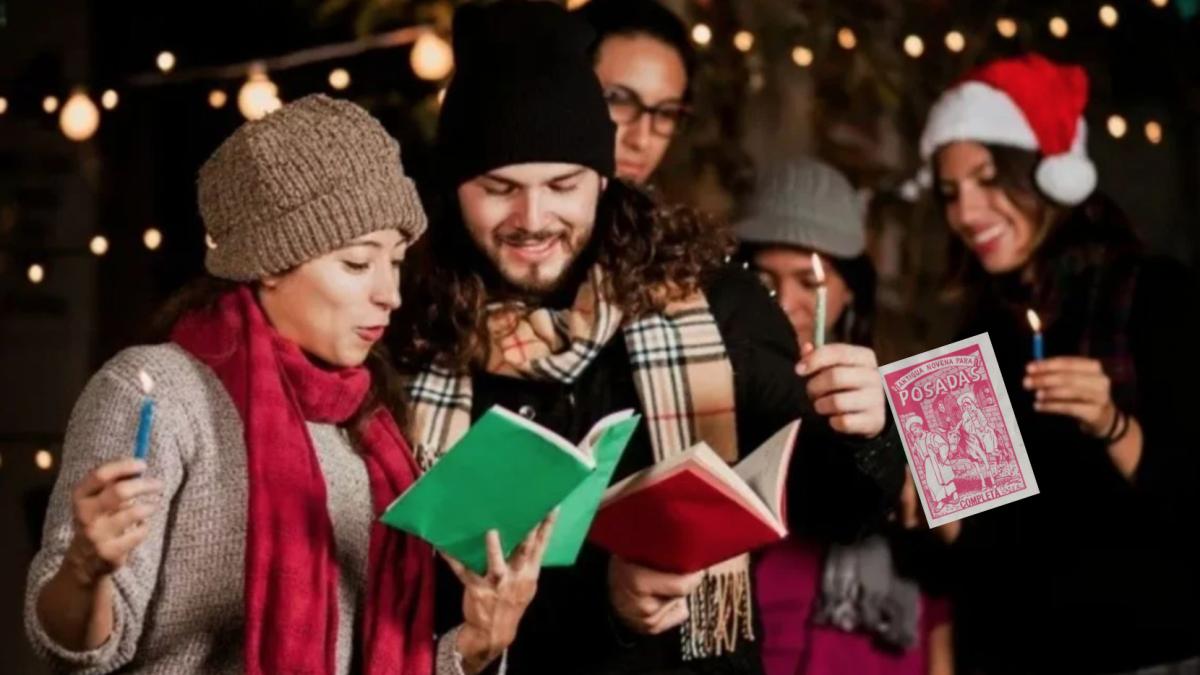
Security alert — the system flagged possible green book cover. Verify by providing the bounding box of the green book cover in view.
[543,411,640,566]
[381,405,638,574]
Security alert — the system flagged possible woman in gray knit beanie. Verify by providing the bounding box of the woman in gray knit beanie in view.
[26,95,545,675]
[737,156,953,675]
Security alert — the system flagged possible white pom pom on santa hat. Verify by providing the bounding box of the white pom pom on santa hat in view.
[919,54,1098,206]
[1035,150,1097,206]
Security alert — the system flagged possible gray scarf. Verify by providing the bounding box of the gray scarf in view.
[812,535,921,650]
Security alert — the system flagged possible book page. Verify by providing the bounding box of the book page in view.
[603,442,781,534]
[577,409,637,457]
[733,419,800,525]
[543,411,640,567]
[601,443,715,502]
[489,405,595,469]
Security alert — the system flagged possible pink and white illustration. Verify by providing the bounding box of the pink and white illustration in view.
[880,333,1038,527]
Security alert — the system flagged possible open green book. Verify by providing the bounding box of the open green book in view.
[381,406,639,574]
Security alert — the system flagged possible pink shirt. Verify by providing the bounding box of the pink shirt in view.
[756,537,950,675]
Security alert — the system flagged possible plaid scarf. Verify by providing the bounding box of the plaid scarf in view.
[408,267,754,660]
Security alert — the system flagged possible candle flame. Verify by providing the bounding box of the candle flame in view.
[1026,309,1042,332]
[138,369,155,395]
[810,252,826,284]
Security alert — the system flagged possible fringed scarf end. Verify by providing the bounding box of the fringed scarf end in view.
[681,566,755,661]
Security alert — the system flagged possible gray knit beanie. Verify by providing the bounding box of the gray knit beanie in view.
[737,157,865,259]
[198,94,427,281]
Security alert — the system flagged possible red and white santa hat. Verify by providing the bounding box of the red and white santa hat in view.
[919,54,1097,206]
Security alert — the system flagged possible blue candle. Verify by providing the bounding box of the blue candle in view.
[1026,310,1045,361]
[134,370,156,460]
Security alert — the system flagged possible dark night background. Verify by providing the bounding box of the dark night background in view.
[2,0,1197,670]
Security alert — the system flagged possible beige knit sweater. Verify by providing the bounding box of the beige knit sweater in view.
[24,344,481,674]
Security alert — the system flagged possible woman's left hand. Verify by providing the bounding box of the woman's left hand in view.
[443,511,557,674]
[1024,357,1117,438]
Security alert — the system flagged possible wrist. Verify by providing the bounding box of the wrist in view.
[456,624,500,672]
[62,542,105,590]
[1086,403,1120,439]
[1106,410,1133,446]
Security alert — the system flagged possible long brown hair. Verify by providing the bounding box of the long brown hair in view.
[390,179,735,372]
[151,275,409,441]
[931,143,1144,405]
[932,144,1139,299]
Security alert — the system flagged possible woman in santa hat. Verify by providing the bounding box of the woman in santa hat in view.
[920,54,1200,673]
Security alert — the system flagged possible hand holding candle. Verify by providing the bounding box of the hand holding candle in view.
[134,370,156,460]
[1026,310,1044,361]
[811,252,828,349]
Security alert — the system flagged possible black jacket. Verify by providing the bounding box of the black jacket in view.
[431,265,905,674]
[950,256,1200,674]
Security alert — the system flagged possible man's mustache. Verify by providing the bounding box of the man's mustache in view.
[495,228,569,246]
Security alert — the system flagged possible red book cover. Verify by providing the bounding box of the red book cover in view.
[587,420,800,574]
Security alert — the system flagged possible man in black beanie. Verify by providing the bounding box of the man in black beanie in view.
[393,2,904,673]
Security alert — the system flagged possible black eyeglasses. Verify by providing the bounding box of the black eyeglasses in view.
[602,86,692,138]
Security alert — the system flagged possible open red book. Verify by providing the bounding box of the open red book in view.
[588,420,801,573]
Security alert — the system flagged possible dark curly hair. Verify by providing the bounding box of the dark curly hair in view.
[390,179,734,373]
[577,0,697,100]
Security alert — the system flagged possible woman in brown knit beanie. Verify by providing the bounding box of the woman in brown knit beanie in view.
[25,94,548,675]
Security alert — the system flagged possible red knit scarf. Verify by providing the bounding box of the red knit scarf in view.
[172,287,433,675]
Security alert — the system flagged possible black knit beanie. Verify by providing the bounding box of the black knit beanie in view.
[437,0,617,186]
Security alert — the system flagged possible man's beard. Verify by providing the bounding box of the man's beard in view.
[482,224,596,301]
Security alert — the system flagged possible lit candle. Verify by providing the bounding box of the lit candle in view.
[811,252,828,348]
[1026,309,1044,361]
[134,370,156,460]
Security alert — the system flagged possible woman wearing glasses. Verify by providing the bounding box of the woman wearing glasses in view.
[578,0,694,186]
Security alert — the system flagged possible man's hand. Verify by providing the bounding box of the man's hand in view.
[608,556,703,635]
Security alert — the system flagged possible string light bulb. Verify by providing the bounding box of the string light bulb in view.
[945,31,965,52]
[43,96,60,114]
[60,91,101,142]
[1145,121,1163,144]
[1151,0,1168,8]
[144,227,163,251]
[691,23,712,46]
[0,97,7,115]
[1049,16,1069,38]
[328,68,351,91]
[733,30,755,52]
[996,17,1018,38]
[1107,114,1128,139]
[156,51,176,73]
[410,32,454,81]
[904,35,925,58]
[792,46,814,67]
[89,235,110,256]
[837,27,857,50]
[209,89,228,109]
[1100,5,1120,27]
[28,264,45,284]
[35,449,54,470]
[237,68,282,121]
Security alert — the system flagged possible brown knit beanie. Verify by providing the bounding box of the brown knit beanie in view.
[198,94,427,281]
